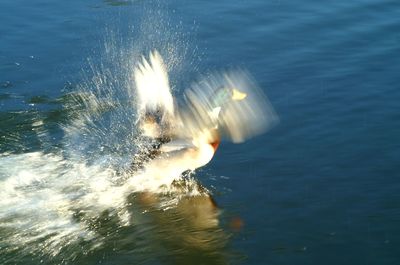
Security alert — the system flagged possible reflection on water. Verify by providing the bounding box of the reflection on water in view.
[127,189,228,265]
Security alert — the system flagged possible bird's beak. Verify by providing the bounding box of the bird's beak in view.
[231,88,247,101]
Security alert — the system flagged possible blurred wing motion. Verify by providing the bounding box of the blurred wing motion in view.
[180,70,278,143]
[132,51,277,186]
[134,51,174,139]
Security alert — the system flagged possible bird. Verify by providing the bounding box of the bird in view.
[128,50,277,191]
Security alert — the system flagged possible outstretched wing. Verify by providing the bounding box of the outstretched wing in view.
[133,51,175,138]
[182,70,278,143]
[134,50,174,122]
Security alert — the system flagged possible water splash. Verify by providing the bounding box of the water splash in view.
[0,10,214,262]
[0,6,276,263]
[0,9,192,261]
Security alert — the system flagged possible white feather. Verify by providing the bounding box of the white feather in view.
[133,51,174,119]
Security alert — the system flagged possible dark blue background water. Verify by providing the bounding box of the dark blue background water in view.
[1,0,399,264]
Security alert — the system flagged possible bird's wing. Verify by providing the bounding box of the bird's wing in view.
[183,70,278,143]
[134,50,175,121]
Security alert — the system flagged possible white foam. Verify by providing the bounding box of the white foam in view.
[0,150,206,256]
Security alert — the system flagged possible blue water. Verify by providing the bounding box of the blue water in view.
[1,0,400,264]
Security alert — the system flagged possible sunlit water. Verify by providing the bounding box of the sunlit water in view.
[1,0,400,264]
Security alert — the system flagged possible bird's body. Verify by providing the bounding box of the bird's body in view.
[125,50,276,237]
[130,50,276,190]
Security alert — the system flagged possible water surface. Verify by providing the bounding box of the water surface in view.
[1,0,400,264]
